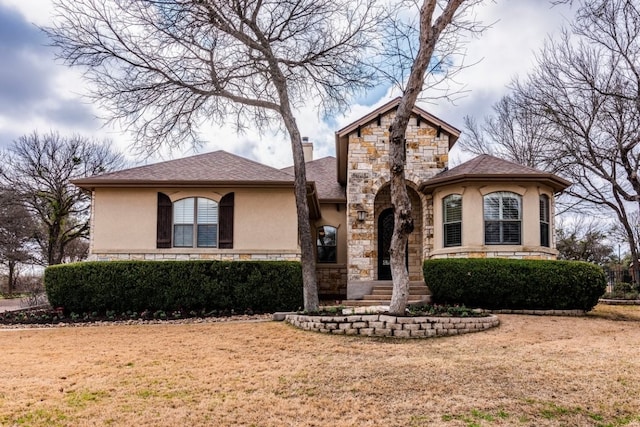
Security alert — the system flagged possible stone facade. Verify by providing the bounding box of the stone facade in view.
[89,251,300,262]
[429,250,557,260]
[373,185,425,281]
[316,264,348,298]
[346,111,449,284]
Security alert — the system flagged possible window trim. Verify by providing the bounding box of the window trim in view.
[316,225,337,263]
[483,191,522,245]
[443,194,462,247]
[540,194,550,247]
[173,197,219,248]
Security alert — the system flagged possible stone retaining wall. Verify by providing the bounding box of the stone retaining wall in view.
[285,313,500,338]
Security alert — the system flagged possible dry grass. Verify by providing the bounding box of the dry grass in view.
[1,306,640,427]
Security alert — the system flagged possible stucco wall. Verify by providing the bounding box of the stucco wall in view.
[430,182,559,259]
[90,187,300,254]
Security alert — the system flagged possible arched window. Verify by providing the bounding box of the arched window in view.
[443,194,462,247]
[317,225,337,263]
[173,197,218,247]
[484,192,521,245]
[540,194,550,247]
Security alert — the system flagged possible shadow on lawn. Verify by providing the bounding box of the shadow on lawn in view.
[587,304,640,322]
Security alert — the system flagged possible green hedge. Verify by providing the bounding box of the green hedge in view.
[423,258,606,311]
[45,260,303,314]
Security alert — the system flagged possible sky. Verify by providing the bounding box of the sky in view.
[0,0,574,169]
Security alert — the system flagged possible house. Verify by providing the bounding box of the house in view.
[73,98,570,301]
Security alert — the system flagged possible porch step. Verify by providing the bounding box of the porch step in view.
[344,281,432,307]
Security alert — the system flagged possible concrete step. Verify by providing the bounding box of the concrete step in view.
[343,280,432,307]
[346,280,432,306]
[370,287,430,296]
[345,295,432,307]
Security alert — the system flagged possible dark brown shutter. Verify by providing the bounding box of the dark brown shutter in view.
[218,192,234,249]
[157,192,172,248]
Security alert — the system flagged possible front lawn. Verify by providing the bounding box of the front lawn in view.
[1,305,639,426]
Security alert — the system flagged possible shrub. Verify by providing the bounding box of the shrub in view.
[45,260,303,314]
[603,282,639,300]
[423,258,606,311]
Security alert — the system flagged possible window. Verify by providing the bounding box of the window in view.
[484,192,521,245]
[173,197,218,247]
[540,195,550,247]
[317,225,337,263]
[443,194,462,247]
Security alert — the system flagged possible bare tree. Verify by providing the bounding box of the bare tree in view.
[0,132,124,266]
[513,0,640,285]
[385,0,486,314]
[458,94,557,171]
[555,219,614,266]
[46,0,381,311]
[0,190,36,294]
[460,0,640,285]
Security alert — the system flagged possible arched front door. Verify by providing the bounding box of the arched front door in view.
[378,208,409,280]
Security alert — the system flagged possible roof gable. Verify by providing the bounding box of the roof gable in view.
[335,97,461,143]
[420,154,571,193]
[335,97,461,185]
[73,150,295,189]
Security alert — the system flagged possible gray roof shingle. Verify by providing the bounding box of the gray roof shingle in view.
[73,150,296,188]
[420,154,571,192]
[282,156,345,201]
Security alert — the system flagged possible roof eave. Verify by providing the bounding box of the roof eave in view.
[318,197,347,204]
[419,174,571,194]
[306,182,322,220]
[334,98,461,139]
[71,179,296,191]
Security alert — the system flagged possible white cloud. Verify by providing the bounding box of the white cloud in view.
[0,0,575,170]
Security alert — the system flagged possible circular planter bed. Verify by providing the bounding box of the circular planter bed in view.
[285,307,499,338]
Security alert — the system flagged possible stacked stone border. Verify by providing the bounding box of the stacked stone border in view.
[285,313,500,338]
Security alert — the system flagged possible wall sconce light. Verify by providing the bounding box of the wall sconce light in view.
[357,210,366,222]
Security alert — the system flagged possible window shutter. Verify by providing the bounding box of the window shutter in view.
[157,193,172,248]
[218,192,234,249]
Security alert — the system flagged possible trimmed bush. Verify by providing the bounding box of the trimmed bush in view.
[45,260,303,314]
[423,258,606,311]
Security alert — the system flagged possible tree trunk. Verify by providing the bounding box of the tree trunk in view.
[7,260,16,295]
[388,120,414,314]
[282,111,320,311]
[273,78,319,311]
[387,0,467,314]
[628,209,640,288]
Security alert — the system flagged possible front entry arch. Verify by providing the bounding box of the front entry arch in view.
[377,208,408,280]
[378,208,394,280]
[374,183,423,282]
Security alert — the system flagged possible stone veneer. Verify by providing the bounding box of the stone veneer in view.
[346,112,449,283]
[429,250,557,260]
[316,264,348,297]
[285,313,500,338]
[88,251,300,262]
